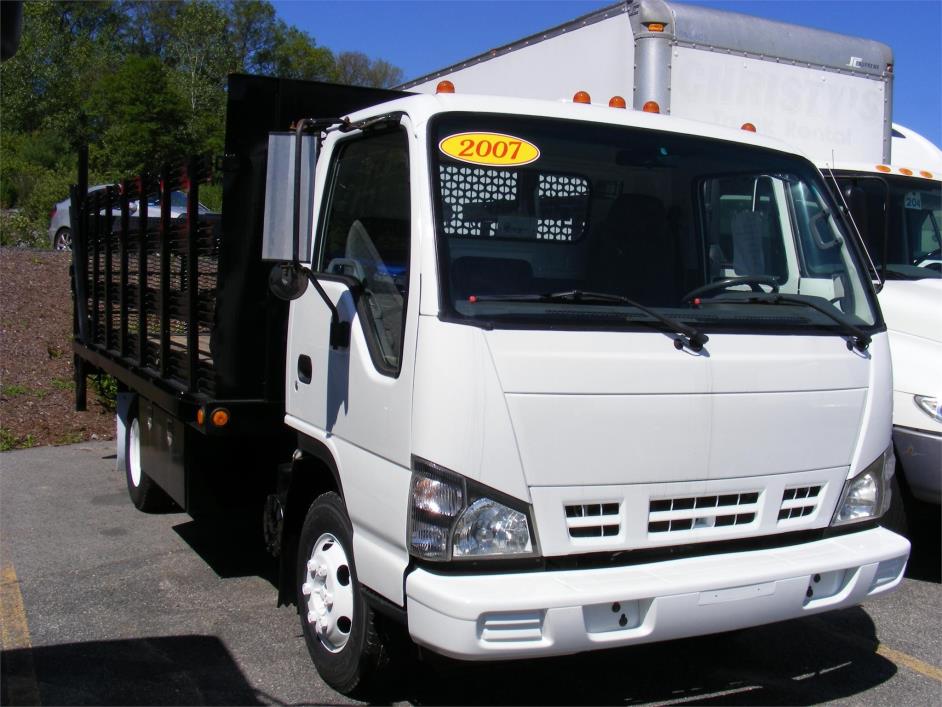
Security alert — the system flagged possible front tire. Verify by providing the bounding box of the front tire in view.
[297,492,390,697]
[123,403,173,512]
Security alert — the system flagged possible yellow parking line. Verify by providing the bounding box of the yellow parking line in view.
[877,643,942,683]
[0,557,41,705]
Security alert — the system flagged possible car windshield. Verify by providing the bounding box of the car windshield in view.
[836,174,942,280]
[431,114,878,333]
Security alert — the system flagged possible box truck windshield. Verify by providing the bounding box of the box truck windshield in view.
[839,175,942,280]
[433,114,877,333]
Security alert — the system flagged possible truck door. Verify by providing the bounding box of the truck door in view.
[285,119,416,598]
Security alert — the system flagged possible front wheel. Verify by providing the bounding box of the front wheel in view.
[297,492,391,697]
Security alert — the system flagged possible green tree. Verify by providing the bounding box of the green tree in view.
[84,56,193,177]
[332,51,403,88]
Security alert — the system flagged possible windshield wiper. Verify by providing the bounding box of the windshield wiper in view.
[706,292,871,351]
[468,289,709,352]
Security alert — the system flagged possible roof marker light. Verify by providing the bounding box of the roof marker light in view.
[642,101,660,113]
[741,122,756,132]
[920,170,934,179]
[875,164,891,173]
[436,80,455,94]
[573,91,591,104]
[898,167,913,176]
[609,95,627,109]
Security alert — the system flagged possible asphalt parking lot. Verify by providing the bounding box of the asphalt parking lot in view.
[1,442,940,706]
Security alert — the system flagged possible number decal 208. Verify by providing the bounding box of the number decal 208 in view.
[440,132,540,166]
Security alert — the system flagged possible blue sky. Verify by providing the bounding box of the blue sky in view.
[272,1,942,146]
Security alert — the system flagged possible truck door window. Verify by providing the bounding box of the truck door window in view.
[701,176,788,282]
[318,128,410,373]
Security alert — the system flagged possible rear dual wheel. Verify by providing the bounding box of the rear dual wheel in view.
[123,402,174,512]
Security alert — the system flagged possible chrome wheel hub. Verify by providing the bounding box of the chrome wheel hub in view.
[302,533,354,652]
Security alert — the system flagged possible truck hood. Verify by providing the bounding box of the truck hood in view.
[411,319,888,499]
[879,279,942,344]
[485,329,875,487]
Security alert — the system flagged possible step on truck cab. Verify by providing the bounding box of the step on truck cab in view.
[72,74,909,695]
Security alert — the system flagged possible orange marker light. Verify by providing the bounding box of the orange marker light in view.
[436,80,455,94]
[920,170,934,179]
[741,122,757,132]
[196,408,205,425]
[211,408,230,427]
[875,164,891,173]
[642,101,660,113]
[573,91,591,104]
[609,95,627,109]
[646,22,666,32]
[899,167,913,176]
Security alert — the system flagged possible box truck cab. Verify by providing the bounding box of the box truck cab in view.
[833,161,942,504]
[265,89,908,691]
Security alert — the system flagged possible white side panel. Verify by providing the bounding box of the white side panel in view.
[670,47,886,164]
[409,17,634,104]
[411,316,530,501]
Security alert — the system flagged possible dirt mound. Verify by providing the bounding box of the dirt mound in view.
[0,248,115,450]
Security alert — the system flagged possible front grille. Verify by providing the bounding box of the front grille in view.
[647,492,760,533]
[778,485,822,521]
[565,502,621,539]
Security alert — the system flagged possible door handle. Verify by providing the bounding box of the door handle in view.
[297,355,312,384]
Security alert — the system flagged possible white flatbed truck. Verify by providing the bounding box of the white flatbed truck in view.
[403,0,942,515]
[71,72,909,696]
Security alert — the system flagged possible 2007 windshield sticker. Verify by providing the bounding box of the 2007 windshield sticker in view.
[439,132,540,166]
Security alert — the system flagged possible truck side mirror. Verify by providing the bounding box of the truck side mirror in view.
[268,263,309,301]
[262,131,317,263]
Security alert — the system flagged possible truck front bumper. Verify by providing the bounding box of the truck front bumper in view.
[894,425,941,504]
[405,527,909,660]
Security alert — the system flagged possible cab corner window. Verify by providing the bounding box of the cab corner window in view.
[318,128,410,373]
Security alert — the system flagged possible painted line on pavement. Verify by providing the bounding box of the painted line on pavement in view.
[1,555,41,705]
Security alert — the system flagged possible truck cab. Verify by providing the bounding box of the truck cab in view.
[273,90,909,689]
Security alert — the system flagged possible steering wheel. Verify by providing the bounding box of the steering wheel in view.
[682,276,780,303]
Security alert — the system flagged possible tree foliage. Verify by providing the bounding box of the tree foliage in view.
[0,0,404,238]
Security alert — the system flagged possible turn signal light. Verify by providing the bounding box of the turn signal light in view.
[211,408,230,427]
[875,164,891,173]
[196,408,205,425]
[436,80,455,94]
[898,167,913,176]
[573,91,591,104]
[642,101,660,113]
[646,22,666,32]
[609,95,627,109]
[741,122,757,132]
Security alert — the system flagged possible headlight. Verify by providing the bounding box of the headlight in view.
[831,447,892,526]
[407,457,537,561]
[914,395,942,423]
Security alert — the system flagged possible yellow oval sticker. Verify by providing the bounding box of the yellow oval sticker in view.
[439,132,540,167]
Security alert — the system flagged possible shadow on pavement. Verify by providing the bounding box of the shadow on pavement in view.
[904,501,940,583]
[172,518,278,586]
[1,635,262,706]
[387,607,895,706]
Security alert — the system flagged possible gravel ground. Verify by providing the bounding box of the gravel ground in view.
[0,248,115,450]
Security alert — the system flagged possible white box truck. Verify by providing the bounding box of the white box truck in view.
[403,0,941,514]
[72,73,909,696]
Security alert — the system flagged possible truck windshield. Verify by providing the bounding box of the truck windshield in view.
[837,175,942,280]
[431,114,878,333]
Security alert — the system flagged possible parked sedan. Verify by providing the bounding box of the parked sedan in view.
[49,188,212,251]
